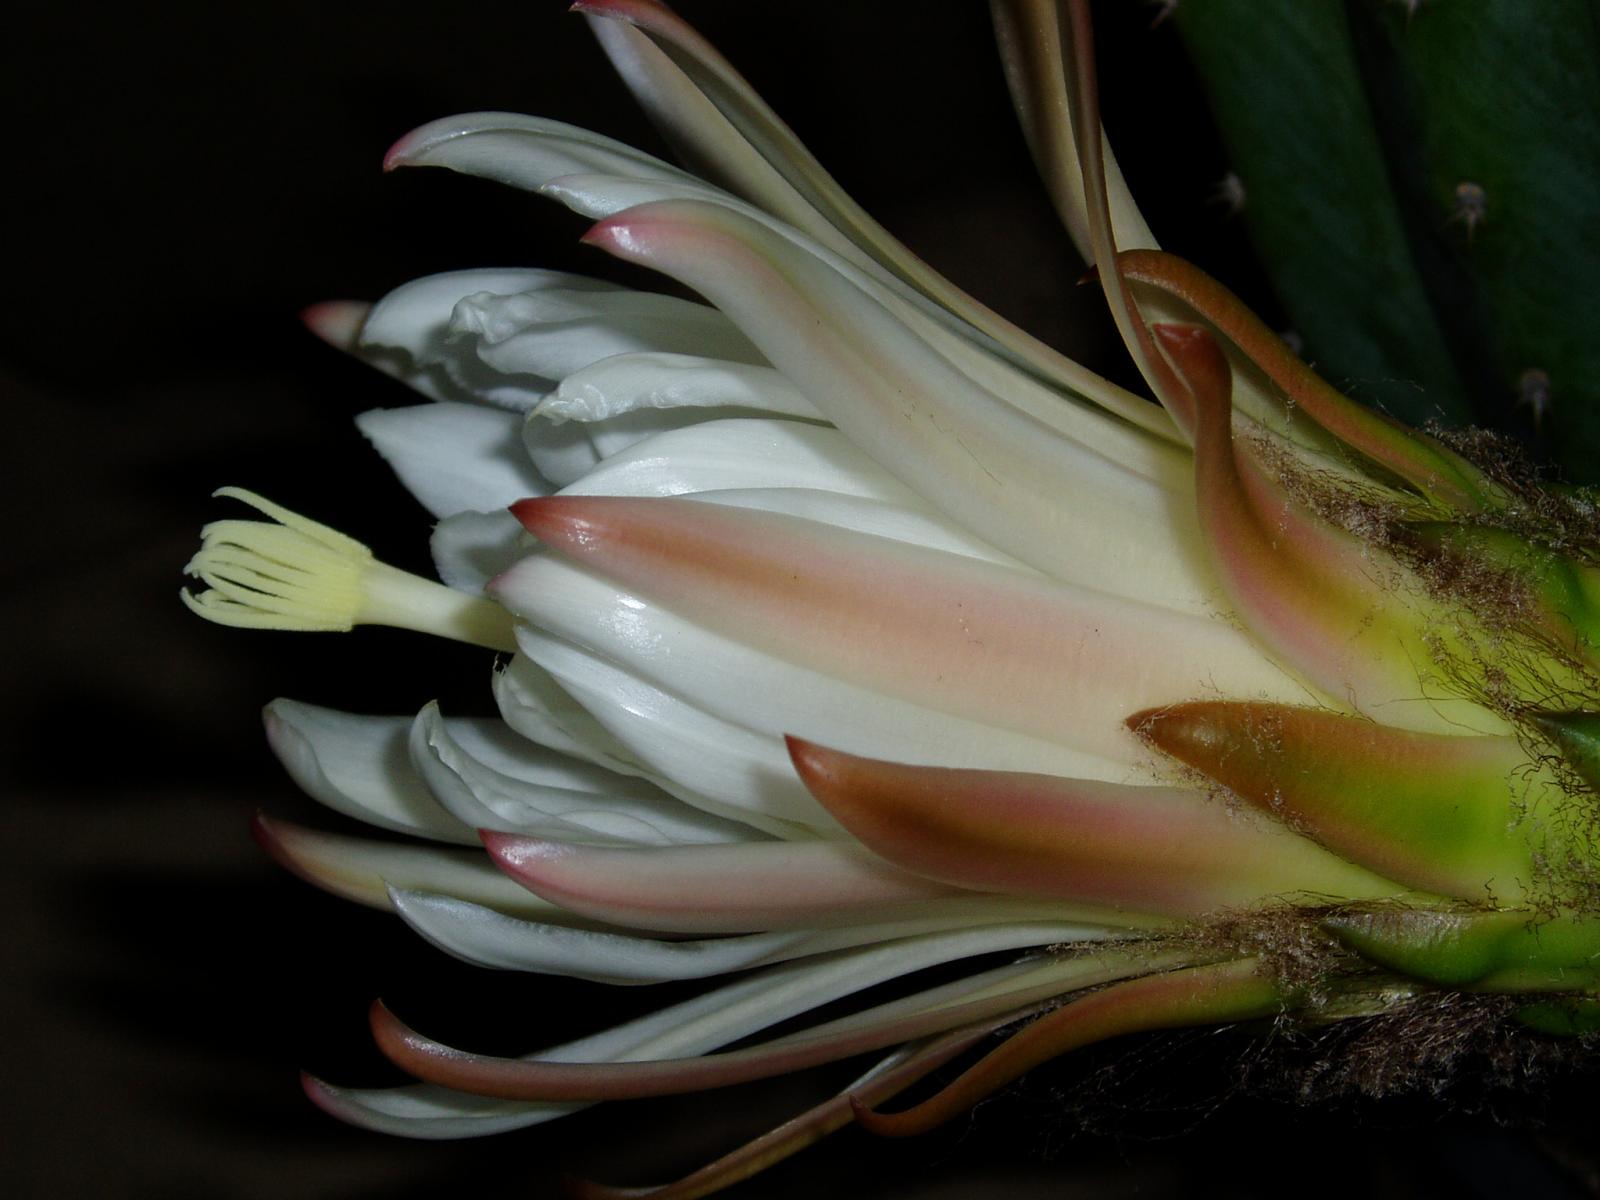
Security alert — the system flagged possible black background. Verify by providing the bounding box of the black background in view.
[5,2,1596,1197]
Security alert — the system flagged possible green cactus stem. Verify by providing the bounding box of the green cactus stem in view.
[1173,0,1600,480]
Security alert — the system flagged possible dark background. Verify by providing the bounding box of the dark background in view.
[4,2,1596,1197]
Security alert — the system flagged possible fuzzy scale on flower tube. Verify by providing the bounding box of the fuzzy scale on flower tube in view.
[184,0,1600,1193]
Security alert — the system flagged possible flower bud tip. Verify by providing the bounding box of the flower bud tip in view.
[368,997,394,1030]
[300,301,369,350]
[368,999,415,1065]
[578,218,622,250]
[784,734,832,784]
[1122,706,1168,736]
[299,1071,337,1114]
[381,132,421,172]
[250,812,296,873]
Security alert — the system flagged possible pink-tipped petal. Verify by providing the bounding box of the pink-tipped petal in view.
[261,699,477,844]
[561,1028,989,1200]
[367,942,1167,1108]
[503,493,1300,767]
[300,300,370,351]
[990,0,1157,265]
[1132,702,1543,904]
[852,958,1282,1137]
[786,738,1401,917]
[1060,1,1190,434]
[359,941,1161,1123]
[369,995,1034,1104]
[1118,251,1496,511]
[382,128,423,172]
[480,831,955,933]
[572,201,1200,603]
[252,813,575,921]
[1151,323,1496,734]
[299,1071,357,1122]
[576,0,1174,438]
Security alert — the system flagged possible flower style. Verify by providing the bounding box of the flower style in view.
[184,1,1600,1194]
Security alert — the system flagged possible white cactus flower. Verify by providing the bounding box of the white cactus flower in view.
[182,2,1600,1194]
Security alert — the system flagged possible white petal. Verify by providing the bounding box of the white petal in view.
[359,268,624,408]
[578,10,1179,441]
[546,163,1183,466]
[501,498,1307,766]
[302,299,370,351]
[492,653,649,775]
[535,350,819,423]
[364,270,625,347]
[555,417,922,502]
[385,110,701,193]
[545,168,1189,486]
[990,0,1158,262]
[586,202,1216,609]
[510,567,1132,781]
[388,110,1172,446]
[690,488,1027,566]
[429,510,531,593]
[262,700,473,843]
[303,1080,561,1140]
[538,164,1191,497]
[527,632,835,832]
[356,402,547,519]
[256,816,565,921]
[524,405,793,490]
[407,701,749,846]
[389,890,1110,982]
[311,924,1135,1136]
[490,653,814,839]
[450,286,765,381]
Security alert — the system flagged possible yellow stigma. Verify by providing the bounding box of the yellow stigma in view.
[182,487,517,651]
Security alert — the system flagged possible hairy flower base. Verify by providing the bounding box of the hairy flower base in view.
[185,0,1600,1193]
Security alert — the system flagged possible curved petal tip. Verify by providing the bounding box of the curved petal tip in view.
[477,829,565,891]
[300,1070,341,1116]
[382,129,425,172]
[477,827,519,855]
[368,997,402,1051]
[300,300,370,351]
[506,495,548,531]
[578,213,632,254]
[569,0,640,19]
[783,734,831,785]
[250,811,292,869]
